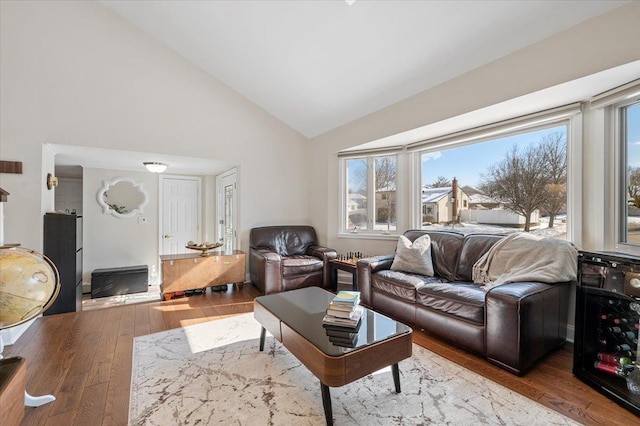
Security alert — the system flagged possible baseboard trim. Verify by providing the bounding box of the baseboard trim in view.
[566,324,575,343]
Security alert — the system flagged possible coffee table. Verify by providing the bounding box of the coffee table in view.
[253,287,412,426]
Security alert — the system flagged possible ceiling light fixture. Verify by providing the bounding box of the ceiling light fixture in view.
[345,0,356,5]
[143,162,168,173]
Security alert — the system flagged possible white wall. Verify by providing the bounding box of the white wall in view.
[0,1,310,255]
[82,168,160,284]
[55,177,83,215]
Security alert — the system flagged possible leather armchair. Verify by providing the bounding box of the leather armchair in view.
[249,226,337,295]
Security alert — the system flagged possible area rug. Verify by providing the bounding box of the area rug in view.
[129,314,577,425]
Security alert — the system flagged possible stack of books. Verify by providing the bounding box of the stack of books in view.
[325,326,360,348]
[323,291,364,348]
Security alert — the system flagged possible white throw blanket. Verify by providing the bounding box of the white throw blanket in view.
[472,232,578,290]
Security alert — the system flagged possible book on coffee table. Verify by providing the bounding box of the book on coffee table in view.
[322,305,364,329]
[331,291,360,306]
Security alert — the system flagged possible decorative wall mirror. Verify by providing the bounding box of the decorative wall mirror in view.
[97,177,148,219]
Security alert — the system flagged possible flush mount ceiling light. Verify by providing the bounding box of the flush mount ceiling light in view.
[143,162,168,173]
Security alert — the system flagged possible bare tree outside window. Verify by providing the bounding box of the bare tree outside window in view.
[628,167,640,209]
[428,176,451,188]
[480,144,549,232]
[539,132,567,228]
[374,156,397,231]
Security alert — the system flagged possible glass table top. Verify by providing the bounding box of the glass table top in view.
[255,287,412,356]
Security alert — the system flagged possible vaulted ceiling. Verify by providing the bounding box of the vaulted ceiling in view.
[100,1,629,138]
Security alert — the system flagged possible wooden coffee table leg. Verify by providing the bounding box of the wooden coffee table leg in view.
[392,363,401,393]
[320,383,333,426]
[259,327,266,352]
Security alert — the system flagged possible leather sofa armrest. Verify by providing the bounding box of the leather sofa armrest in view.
[307,245,338,289]
[356,254,395,306]
[249,248,283,294]
[485,280,572,375]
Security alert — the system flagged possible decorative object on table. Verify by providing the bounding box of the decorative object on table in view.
[185,241,223,256]
[335,252,368,264]
[0,245,62,411]
[322,291,363,329]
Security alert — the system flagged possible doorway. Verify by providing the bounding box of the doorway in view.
[216,168,238,251]
[159,175,202,255]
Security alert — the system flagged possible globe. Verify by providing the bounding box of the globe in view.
[0,246,60,329]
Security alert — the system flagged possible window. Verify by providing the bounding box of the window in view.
[618,101,640,245]
[418,123,570,239]
[341,153,398,234]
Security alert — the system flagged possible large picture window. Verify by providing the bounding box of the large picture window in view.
[342,154,398,234]
[419,124,569,239]
[619,101,640,244]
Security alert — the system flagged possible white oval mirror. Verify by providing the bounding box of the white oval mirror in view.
[97,177,148,219]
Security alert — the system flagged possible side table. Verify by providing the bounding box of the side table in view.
[160,250,245,300]
[329,259,358,291]
[0,357,25,426]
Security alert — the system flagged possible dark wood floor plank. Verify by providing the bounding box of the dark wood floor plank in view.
[134,303,149,328]
[48,372,88,417]
[87,351,115,386]
[94,320,120,357]
[76,382,109,426]
[44,410,76,426]
[102,333,133,426]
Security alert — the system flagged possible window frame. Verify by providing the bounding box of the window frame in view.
[613,98,640,251]
[410,115,580,243]
[338,151,402,237]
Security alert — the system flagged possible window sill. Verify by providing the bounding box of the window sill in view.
[337,232,400,241]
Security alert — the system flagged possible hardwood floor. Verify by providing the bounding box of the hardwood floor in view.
[4,284,638,425]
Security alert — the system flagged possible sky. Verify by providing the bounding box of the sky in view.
[626,103,640,167]
[421,125,567,188]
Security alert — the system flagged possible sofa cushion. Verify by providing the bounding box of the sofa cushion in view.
[250,226,317,256]
[455,234,504,281]
[416,282,486,325]
[390,234,434,276]
[403,230,464,281]
[281,255,323,277]
[373,270,445,302]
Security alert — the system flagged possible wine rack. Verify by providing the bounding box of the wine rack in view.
[574,251,640,416]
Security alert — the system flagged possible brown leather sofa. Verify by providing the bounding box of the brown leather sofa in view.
[250,226,337,295]
[357,230,572,375]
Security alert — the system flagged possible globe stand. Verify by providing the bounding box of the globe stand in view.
[0,334,56,407]
[0,245,61,415]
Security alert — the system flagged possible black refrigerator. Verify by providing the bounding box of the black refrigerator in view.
[43,212,83,315]
[574,250,640,416]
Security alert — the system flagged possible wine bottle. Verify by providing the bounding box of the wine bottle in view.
[597,352,633,366]
[594,361,634,377]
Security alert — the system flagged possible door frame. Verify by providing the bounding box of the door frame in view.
[215,167,239,250]
[158,174,203,255]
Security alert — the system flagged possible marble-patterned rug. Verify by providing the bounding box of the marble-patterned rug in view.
[129,313,577,425]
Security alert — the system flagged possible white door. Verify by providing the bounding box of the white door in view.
[160,176,201,255]
[216,169,238,251]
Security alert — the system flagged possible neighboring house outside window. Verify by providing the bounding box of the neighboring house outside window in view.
[341,153,399,235]
[418,123,569,238]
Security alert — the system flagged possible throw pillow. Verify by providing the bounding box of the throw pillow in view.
[390,234,434,276]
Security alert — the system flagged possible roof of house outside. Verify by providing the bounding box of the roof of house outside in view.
[422,187,452,203]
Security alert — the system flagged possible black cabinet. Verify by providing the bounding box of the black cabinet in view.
[43,213,82,315]
[574,251,640,416]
